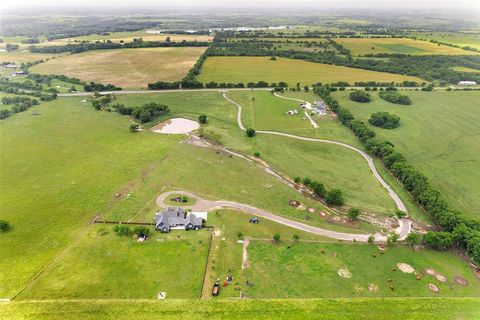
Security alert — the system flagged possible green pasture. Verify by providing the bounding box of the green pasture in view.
[409,32,480,50]
[197,57,424,87]
[333,90,480,218]
[244,241,480,298]
[18,225,210,299]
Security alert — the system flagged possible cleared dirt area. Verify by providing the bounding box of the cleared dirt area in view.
[30,47,207,89]
[151,118,200,134]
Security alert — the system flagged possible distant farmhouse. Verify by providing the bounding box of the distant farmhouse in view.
[458,81,477,86]
[311,101,327,115]
[154,207,203,233]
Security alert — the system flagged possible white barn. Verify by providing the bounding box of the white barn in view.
[458,81,477,86]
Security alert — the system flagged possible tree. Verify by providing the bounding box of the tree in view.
[91,100,102,110]
[273,233,281,242]
[294,176,301,183]
[368,234,375,245]
[302,177,312,187]
[0,220,11,232]
[165,36,171,43]
[129,123,139,132]
[133,226,150,236]
[253,152,260,158]
[246,128,256,137]
[113,225,131,236]
[369,112,400,129]
[423,231,454,250]
[387,232,400,247]
[198,114,207,124]
[293,234,300,242]
[311,181,326,197]
[326,189,345,206]
[394,210,407,219]
[349,90,371,103]
[347,208,361,221]
[406,232,420,247]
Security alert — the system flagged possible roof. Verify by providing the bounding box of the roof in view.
[155,207,202,230]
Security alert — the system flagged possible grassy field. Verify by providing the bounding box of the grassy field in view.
[451,66,480,73]
[1,298,479,320]
[333,37,477,56]
[0,97,182,298]
[18,226,210,299]
[244,241,480,298]
[0,51,64,64]
[30,47,207,89]
[333,90,480,218]
[198,57,425,86]
[410,32,480,50]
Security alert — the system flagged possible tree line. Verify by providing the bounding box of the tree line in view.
[0,96,39,120]
[314,85,480,264]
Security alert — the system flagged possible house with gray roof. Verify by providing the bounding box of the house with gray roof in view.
[311,101,327,115]
[154,207,203,233]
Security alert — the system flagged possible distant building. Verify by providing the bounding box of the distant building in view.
[154,207,203,233]
[311,101,327,115]
[3,64,20,69]
[458,81,477,86]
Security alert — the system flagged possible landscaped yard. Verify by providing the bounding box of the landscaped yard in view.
[197,57,424,86]
[333,37,477,56]
[243,240,480,298]
[333,90,480,218]
[30,47,207,88]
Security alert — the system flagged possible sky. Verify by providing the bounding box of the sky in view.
[1,0,479,10]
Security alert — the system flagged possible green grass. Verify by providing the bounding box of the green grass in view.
[198,57,425,87]
[30,47,207,89]
[333,90,480,218]
[18,225,210,299]
[410,31,480,50]
[243,241,480,298]
[1,298,479,320]
[334,37,477,56]
[0,97,181,298]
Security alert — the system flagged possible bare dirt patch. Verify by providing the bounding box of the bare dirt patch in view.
[454,276,468,286]
[428,283,439,293]
[368,283,379,293]
[397,263,415,273]
[338,268,352,278]
[436,274,448,283]
[425,268,436,276]
[151,118,200,134]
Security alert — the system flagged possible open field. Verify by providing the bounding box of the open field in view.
[409,32,480,50]
[0,51,64,64]
[333,37,477,56]
[198,57,425,86]
[244,240,480,298]
[18,226,210,299]
[0,97,181,298]
[1,298,479,320]
[30,47,207,89]
[451,66,480,73]
[333,90,480,218]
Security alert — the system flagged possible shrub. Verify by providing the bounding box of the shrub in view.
[368,234,375,244]
[387,232,400,246]
[246,128,256,137]
[423,231,454,250]
[394,210,407,219]
[293,176,301,183]
[273,233,281,242]
[347,208,361,221]
[133,226,150,236]
[253,152,260,158]
[349,90,371,103]
[369,112,400,129]
[129,123,139,132]
[198,114,207,124]
[0,220,11,232]
[406,232,420,247]
[113,225,131,236]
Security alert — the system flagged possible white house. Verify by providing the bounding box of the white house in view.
[458,81,477,86]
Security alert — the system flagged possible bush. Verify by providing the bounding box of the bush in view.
[133,226,150,236]
[273,233,281,242]
[0,220,11,232]
[406,232,420,247]
[294,176,301,183]
[131,102,169,123]
[129,123,139,132]
[379,91,412,105]
[349,90,371,103]
[387,232,400,247]
[253,152,260,158]
[369,112,400,129]
[347,208,361,221]
[326,189,345,206]
[246,128,256,137]
[198,114,207,124]
[394,210,407,219]
[423,231,454,250]
[113,225,131,236]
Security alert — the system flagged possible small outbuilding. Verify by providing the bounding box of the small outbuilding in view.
[458,81,477,86]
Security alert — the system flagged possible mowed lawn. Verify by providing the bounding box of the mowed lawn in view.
[244,241,480,298]
[334,91,480,218]
[333,37,477,56]
[198,57,424,86]
[0,97,181,298]
[30,47,207,89]
[19,225,210,299]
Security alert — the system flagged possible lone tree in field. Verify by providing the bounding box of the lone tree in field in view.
[198,114,207,124]
[273,233,281,242]
[369,112,400,129]
[129,123,139,132]
[246,128,256,137]
[0,220,11,232]
[347,208,361,221]
[326,189,345,206]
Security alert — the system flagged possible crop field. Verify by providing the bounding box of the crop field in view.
[409,32,480,50]
[18,226,210,299]
[30,47,207,89]
[198,57,425,86]
[334,90,480,218]
[243,240,480,298]
[451,66,480,73]
[0,51,64,64]
[333,38,477,56]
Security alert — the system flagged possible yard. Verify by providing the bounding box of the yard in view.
[333,90,480,218]
[197,57,424,87]
[30,47,207,89]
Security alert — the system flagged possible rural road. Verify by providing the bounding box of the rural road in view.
[157,190,396,242]
[222,92,411,239]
